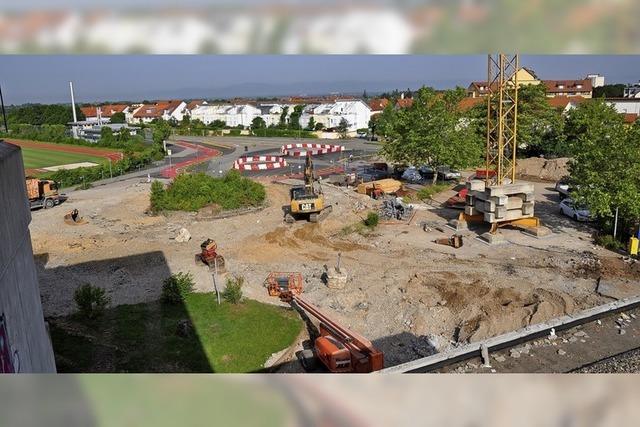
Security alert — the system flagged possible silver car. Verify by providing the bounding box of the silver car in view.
[559,198,591,222]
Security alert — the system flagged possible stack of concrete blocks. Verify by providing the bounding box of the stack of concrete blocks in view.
[464,180,535,223]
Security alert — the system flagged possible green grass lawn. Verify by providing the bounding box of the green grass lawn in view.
[50,294,303,373]
[21,146,105,169]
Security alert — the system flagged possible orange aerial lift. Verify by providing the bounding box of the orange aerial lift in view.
[266,273,383,373]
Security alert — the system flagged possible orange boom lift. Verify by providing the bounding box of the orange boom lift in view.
[266,273,383,373]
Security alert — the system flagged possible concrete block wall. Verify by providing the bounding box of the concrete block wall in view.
[0,141,56,372]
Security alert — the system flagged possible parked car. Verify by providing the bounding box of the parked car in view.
[559,198,591,222]
[555,177,572,200]
[418,165,435,178]
[401,167,424,183]
[437,167,461,181]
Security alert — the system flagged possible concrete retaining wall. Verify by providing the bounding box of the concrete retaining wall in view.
[0,141,56,372]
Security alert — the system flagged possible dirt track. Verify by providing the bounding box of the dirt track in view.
[29,177,640,367]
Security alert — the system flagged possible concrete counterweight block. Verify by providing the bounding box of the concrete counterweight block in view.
[326,268,348,290]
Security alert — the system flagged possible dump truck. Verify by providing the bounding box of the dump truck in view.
[26,177,66,210]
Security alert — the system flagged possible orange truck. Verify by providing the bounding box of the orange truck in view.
[25,177,66,210]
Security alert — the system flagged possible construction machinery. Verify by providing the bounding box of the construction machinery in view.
[267,272,384,373]
[26,177,66,210]
[195,239,226,272]
[285,153,332,223]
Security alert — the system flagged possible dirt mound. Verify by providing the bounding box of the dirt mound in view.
[406,272,576,343]
[516,157,570,182]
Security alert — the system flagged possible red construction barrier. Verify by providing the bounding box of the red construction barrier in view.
[281,143,344,157]
[233,155,288,171]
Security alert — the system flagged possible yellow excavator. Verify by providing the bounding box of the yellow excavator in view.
[285,153,332,223]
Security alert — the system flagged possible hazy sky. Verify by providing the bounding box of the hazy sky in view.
[1,55,639,105]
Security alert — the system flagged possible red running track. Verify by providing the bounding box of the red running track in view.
[161,141,222,178]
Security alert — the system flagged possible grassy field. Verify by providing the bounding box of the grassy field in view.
[21,146,105,169]
[50,294,303,373]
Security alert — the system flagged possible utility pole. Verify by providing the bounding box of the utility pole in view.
[0,83,8,133]
[69,81,79,139]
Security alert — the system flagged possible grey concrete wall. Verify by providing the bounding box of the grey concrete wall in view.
[0,140,56,372]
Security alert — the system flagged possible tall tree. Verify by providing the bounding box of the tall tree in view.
[306,116,316,131]
[288,105,305,130]
[110,112,126,124]
[337,118,350,139]
[567,100,640,227]
[378,86,483,183]
[251,116,266,129]
[278,106,289,129]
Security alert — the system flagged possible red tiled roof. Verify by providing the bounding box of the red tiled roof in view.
[133,100,183,118]
[395,98,414,109]
[458,97,485,111]
[186,100,205,110]
[547,95,588,109]
[368,98,389,111]
[622,113,639,124]
[543,79,592,94]
[80,104,128,118]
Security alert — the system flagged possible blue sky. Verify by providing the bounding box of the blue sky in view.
[1,55,639,105]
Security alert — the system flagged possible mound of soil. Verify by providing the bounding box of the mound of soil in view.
[516,157,570,182]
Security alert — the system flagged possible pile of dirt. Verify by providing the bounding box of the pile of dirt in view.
[405,272,576,343]
[516,157,570,182]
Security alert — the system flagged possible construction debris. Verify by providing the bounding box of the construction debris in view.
[434,235,463,248]
[465,181,535,223]
[175,227,191,243]
[324,253,348,290]
[380,197,414,221]
[63,209,87,225]
[356,178,402,197]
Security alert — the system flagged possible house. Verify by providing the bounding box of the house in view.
[467,67,540,98]
[68,121,140,142]
[547,95,588,114]
[300,100,371,132]
[395,98,414,109]
[606,98,640,115]
[623,82,640,98]
[622,113,639,125]
[191,103,261,128]
[587,74,605,88]
[80,104,130,123]
[185,100,207,116]
[543,79,592,98]
[368,98,389,115]
[131,100,187,124]
[256,104,293,127]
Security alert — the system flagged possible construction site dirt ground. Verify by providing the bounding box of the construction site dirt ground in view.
[30,177,640,369]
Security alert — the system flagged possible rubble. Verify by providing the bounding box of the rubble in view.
[175,227,191,243]
[379,197,414,221]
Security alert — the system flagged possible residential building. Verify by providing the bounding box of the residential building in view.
[547,95,589,114]
[543,79,592,98]
[300,100,371,131]
[191,103,261,128]
[80,104,130,123]
[606,98,640,115]
[131,100,187,124]
[467,67,540,98]
[395,98,414,109]
[368,98,389,116]
[587,73,605,88]
[68,121,140,142]
[256,104,292,127]
[623,82,640,98]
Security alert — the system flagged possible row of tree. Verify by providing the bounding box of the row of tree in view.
[377,85,640,232]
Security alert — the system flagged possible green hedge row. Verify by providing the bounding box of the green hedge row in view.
[150,171,266,212]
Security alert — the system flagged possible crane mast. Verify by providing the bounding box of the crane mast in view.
[486,54,519,186]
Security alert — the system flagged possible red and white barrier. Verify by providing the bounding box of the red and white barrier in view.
[233,155,288,171]
[281,143,344,157]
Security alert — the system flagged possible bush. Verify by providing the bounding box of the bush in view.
[161,272,195,304]
[149,180,166,213]
[222,276,244,304]
[74,284,110,319]
[364,212,379,229]
[594,234,624,251]
[150,172,266,212]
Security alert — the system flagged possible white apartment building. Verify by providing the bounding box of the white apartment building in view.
[300,100,371,131]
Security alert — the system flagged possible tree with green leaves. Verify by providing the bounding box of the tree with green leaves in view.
[288,105,304,130]
[117,127,130,143]
[592,84,625,98]
[306,116,316,131]
[278,106,289,129]
[100,127,115,144]
[337,118,350,139]
[378,86,483,183]
[466,84,566,157]
[251,116,266,130]
[314,122,324,131]
[7,104,85,126]
[110,112,126,123]
[152,119,172,146]
[566,100,640,229]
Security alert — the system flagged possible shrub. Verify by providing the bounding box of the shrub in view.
[594,234,624,251]
[149,180,166,213]
[161,272,195,304]
[74,284,110,319]
[222,276,244,304]
[150,172,266,212]
[364,212,379,229]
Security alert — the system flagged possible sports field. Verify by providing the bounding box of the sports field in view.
[5,139,123,174]
[21,146,105,169]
